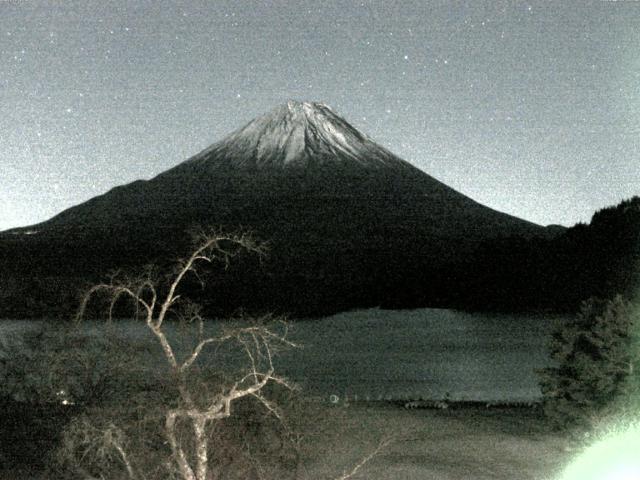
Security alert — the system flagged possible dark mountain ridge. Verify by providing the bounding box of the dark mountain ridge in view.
[0,100,594,319]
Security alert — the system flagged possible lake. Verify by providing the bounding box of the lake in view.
[0,308,565,403]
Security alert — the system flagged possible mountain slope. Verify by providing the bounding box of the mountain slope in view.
[0,101,555,317]
[28,100,541,237]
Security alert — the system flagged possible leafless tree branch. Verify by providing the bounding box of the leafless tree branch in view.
[69,229,386,480]
[73,231,298,480]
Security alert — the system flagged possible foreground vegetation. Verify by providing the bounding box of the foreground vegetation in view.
[1,400,575,480]
[539,295,640,430]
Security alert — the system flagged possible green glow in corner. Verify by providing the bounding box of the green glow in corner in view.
[560,423,640,480]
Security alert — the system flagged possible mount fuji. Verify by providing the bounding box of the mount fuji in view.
[0,101,557,317]
[32,100,541,234]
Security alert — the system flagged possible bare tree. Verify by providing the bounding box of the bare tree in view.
[72,229,303,480]
[68,228,391,480]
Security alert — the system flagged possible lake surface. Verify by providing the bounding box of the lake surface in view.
[0,308,566,402]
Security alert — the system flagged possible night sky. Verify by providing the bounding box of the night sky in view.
[1,0,639,231]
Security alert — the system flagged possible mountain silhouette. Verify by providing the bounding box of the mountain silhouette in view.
[24,101,543,236]
[0,100,558,318]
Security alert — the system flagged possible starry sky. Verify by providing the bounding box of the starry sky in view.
[1,0,639,231]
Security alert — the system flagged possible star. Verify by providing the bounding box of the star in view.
[0,0,636,232]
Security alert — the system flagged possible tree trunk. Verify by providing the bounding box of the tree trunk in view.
[194,416,209,480]
[166,412,196,480]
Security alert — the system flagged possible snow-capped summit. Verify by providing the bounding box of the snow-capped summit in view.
[184,100,411,170]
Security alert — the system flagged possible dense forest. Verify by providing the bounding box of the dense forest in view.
[454,195,640,312]
[0,196,638,319]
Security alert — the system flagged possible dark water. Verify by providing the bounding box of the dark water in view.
[0,308,565,402]
[275,308,563,402]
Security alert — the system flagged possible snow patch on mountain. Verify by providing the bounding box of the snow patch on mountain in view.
[184,100,412,170]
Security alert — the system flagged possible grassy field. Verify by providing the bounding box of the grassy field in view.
[0,400,574,480]
[297,402,573,480]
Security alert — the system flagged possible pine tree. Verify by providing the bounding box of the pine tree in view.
[539,295,637,430]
